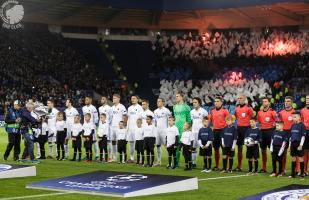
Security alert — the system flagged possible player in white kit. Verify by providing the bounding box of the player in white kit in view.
[98,95,112,161]
[141,99,154,127]
[154,98,171,166]
[126,95,143,163]
[110,94,127,161]
[64,99,79,159]
[190,97,208,168]
[82,96,99,161]
[47,99,59,159]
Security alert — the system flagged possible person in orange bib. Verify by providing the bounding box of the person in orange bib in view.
[279,96,295,174]
[257,97,278,173]
[209,96,230,171]
[235,94,254,172]
[301,95,309,175]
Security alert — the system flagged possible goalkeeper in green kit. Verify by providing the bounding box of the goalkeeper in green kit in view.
[173,92,191,167]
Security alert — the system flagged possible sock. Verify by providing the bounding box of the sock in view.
[173,156,177,167]
[151,154,154,166]
[300,161,304,176]
[142,154,145,165]
[204,158,207,169]
[112,145,117,160]
[124,153,127,162]
[119,154,122,163]
[215,149,220,168]
[64,144,69,157]
[157,146,161,163]
[189,161,192,169]
[168,156,172,166]
[262,151,267,171]
[237,147,242,169]
[223,158,227,170]
[73,151,76,160]
[137,154,140,164]
[272,158,276,173]
[36,143,41,157]
[108,142,112,159]
[254,160,258,172]
[130,142,134,161]
[78,152,81,160]
[94,142,99,157]
[292,161,296,177]
[282,151,287,172]
[229,158,233,170]
[304,152,309,174]
[192,151,197,165]
[208,158,212,170]
[296,157,300,173]
[48,143,53,157]
[105,152,108,162]
[278,160,283,174]
[248,161,253,172]
[147,155,150,165]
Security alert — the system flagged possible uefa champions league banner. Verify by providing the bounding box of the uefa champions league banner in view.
[0,164,36,179]
[27,170,198,197]
[240,184,309,200]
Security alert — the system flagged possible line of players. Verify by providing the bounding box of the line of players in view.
[30,93,309,177]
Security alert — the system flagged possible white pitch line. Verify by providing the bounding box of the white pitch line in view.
[198,174,249,181]
[0,192,72,200]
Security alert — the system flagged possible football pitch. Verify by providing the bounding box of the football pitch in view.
[0,128,308,200]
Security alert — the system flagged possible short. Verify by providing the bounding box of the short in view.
[167,144,176,156]
[237,126,250,146]
[56,131,67,144]
[290,141,304,157]
[117,139,127,153]
[37,134,48,144]
[98,136,108,150]
[156,129,166,146]
[246,144,259,159]
[72,136,81,149]
[48,131,56,143]
[110,126,118,141]
[272,145,283,161]
[260,128,274,150]
[126,130,135,142]
[135,140,144,153]
[304,130,309,150]
[199,144,212,157]
[144,137,156,152]
[222,147,235,157]
[84,139,93,149]
[182,145,191,158]
[192,131,199,148]
[213,129,223,149]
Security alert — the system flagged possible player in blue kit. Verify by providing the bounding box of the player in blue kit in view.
[198,116,214,172]
[220,116,238,173]
[289,111,306,179]
[270,121,288,177]
[245,118,261,174]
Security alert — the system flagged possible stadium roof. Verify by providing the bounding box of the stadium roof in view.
[22,0,309,29]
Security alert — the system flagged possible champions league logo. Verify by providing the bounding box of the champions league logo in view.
[0,0,24,29]
[261,189,309,200]
[58,174,148,190]
[106,174,148,183]
[0,164,12,171]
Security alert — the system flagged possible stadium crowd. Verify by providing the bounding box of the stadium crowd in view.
[153,31,309,61]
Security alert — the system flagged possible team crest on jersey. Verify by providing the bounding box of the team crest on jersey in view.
[0,0,24,29]
[241,113,246,117]
[288,116,293,121]
[261,189,309,200]
[265,117,270,122]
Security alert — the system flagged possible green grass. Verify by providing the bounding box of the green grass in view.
[0,128,308,200]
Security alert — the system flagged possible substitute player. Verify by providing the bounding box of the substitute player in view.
[110,94,127,161]
[154,98,171,166]
[173,92,191,167]
[82,96,99,161]
[190,97,208,169]
[127,95,143,163]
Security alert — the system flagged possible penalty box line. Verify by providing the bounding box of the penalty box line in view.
[198,174,250,181]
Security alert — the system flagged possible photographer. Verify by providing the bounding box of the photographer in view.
[3,100,22,161]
